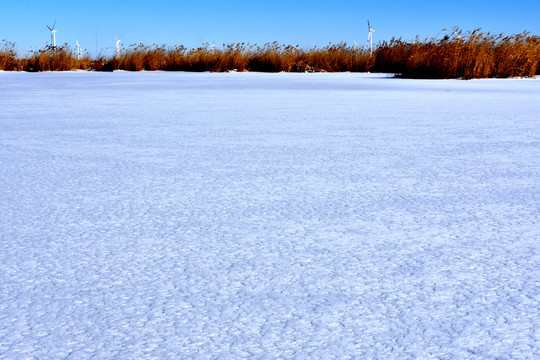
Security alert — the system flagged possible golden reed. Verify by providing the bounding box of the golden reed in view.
[2,29,538,79]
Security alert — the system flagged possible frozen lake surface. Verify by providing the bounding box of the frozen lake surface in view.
[1,72,539,359]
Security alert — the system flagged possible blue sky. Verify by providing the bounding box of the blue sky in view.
[1,0,539,56]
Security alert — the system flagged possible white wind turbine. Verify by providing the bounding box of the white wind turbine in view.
[367,20,375,56]
[47,20,57,48]
[115,37,121,57]
[76,40,82,60]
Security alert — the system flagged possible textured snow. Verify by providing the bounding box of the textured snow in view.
[1,71,539,359]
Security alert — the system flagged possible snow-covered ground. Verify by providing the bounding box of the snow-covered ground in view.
[1,71,539,359]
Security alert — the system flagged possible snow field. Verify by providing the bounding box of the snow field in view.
[0,72,539,359]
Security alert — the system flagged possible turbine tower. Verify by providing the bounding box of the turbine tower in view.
[47,20,57,48]
[76,40,82,60]
[367,20,375,56]
[115,37,121,57]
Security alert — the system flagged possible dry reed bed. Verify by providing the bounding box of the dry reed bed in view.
[0,41,18,71]
[375,29,540,79]
[100,42,372,73]
[1,30,539,78]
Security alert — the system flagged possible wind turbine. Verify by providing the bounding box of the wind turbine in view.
[115,37,121,57]
[367,20,375,56]
[46,20,57,48]
[76,40,82,60]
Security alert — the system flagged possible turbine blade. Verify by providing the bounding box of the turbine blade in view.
[47,25,52,31]
[52,19,56,30]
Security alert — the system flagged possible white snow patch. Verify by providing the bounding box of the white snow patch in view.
[1,72,539,358]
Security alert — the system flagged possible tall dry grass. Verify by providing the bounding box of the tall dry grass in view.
[100,42,372,73]
[22,45,86,72]
[1,29,538,78]
[375,28,540,79]
[302,43,373,72]
[0,40,18,71]
[0,43,92,71]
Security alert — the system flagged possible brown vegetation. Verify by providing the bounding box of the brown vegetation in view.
[375,28,540,79]
[1,29,539,79]
[0,41,18,71]
[19,45,92,72]
[101,42,372,73]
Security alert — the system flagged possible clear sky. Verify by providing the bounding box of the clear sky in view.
[1,0,539,56]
